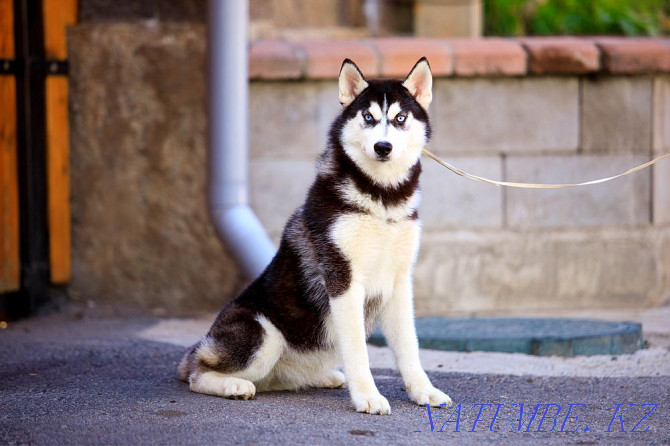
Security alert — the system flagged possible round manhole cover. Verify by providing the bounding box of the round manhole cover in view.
[368,318,644,357]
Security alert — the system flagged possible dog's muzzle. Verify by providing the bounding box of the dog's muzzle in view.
[374,141,393,161]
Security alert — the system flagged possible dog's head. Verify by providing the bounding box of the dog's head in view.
[335,58,432,185]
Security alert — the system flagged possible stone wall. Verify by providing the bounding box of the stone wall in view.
[68,24,245,313]
[68,24,670,314]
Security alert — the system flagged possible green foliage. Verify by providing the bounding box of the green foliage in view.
[484,0,528,36]
[484,0,666,36]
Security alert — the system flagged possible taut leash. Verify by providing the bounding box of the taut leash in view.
[422,149,670,189]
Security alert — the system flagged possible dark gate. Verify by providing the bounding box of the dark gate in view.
[0,0,76,319]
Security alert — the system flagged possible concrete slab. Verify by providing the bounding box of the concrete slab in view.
[430,77,579,155]
[414,229,667,314]
[581,76,652,154]
[505,155,651,228]
[420,157,504,230]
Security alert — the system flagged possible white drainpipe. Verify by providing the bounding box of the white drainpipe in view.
[207,0,276,278]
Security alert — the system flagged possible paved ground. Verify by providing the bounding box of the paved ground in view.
[1,305,669,445]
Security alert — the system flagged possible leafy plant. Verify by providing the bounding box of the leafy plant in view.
[484,0,667,36]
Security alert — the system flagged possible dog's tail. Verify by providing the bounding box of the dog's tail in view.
[177,343,199,382]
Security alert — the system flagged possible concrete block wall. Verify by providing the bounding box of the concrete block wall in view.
[67,24,670,314]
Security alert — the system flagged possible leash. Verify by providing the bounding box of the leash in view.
[422,149,670,189]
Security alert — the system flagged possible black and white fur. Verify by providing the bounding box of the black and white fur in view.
[179,58,452,414]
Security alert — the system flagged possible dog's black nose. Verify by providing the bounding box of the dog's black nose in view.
[374,141,393,157]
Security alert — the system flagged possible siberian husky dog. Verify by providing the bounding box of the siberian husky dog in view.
[179,58,452,414]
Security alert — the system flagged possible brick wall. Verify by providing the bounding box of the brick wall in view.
[247,36,670,314]
[68,25,670,313]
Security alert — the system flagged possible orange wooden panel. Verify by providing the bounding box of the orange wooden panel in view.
[0,0,20,293]
[42,0,77,59]
[0,76,20,293]
[0,0,14,58]
[45,76,71,284]
[43,0,77,284]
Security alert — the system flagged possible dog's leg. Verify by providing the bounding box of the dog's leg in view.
[330,282,391,415]
[187,315,285,400]
[380,275,453,407]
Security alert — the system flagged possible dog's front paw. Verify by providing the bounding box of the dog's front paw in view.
[408,385,452,407]
[351,390,391,415]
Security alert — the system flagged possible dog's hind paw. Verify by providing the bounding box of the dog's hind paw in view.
[351,390,391,415]
[221,377,256,400]
[189,372,257,400]
[408,386,452,408]
[314,370,347,389]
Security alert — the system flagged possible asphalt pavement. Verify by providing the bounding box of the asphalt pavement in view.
[1,307,669,445]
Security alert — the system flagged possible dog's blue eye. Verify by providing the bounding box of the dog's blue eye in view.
[363,112,374,122]
[396,114,406,123]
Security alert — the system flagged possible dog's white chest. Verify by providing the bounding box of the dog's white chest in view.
[330,213,420,297]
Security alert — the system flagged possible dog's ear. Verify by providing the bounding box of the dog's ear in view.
[338,59,368,107]
[403,57,432,110]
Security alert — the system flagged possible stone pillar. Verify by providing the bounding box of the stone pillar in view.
[363,0,414,36]
[414,0,482,38]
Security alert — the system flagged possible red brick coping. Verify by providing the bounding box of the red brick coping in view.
[249,37,670,80]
